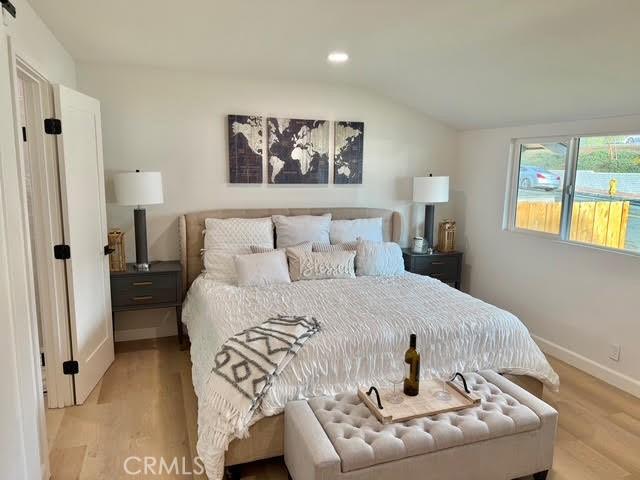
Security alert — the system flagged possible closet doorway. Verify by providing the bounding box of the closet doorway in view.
[16,58,73,409]
[14,55,115,410]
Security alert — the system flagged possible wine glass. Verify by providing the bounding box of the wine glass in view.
[383,353,404,404]
[433,372,453,402]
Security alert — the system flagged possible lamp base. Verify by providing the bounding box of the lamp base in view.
[424,204,436,250]
[134,207,149,268]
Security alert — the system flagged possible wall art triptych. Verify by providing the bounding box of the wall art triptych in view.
[228,114,364,185]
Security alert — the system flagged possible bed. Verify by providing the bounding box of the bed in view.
[178,207,559,476]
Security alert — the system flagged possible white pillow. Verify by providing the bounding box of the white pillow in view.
[234,250,291,287]
[288,250,356,281]
[355,239,405,277]
[203,217,274,282]
[330,218,383,244]
[272,214,331,248]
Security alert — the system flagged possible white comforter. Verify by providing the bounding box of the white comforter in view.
[183,273,559,478]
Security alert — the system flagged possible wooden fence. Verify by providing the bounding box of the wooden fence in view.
[516,200,630,249]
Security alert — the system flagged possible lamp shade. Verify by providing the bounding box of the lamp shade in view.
[114,171,164,206]
[413,176,449,203]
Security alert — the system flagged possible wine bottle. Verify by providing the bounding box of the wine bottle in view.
[403,333,420,396]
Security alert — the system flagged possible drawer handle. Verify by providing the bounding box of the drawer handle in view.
[431,261,445,265]
[430,273,443,278]
[132,296,153,301]
[132,281,153,287]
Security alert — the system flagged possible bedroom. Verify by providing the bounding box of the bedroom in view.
[1,1,639,479]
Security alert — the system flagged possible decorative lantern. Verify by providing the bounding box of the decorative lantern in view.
[437,220,456,253]
[107,229,127,272]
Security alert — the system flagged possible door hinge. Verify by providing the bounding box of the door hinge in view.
[41,352,45,367]
[21,126,27,142]
[1,0,17,19]
[53,244,71,260]
[62,360,79,375]
[44,118,62,135]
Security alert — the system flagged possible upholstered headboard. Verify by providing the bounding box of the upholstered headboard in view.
[178,207,402,292]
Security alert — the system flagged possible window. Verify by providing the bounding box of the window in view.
[508,134,640,255]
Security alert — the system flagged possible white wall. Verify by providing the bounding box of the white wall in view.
[7,0,75,86]
[0,1,76,479]
[76,63,458,340]
[455,114,640,396]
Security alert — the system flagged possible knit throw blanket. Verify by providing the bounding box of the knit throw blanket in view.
[198,315,321,479]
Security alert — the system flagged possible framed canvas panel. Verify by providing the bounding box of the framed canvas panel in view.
[334,121,364,184]
[267,117,329,184]
[228,114,263,183]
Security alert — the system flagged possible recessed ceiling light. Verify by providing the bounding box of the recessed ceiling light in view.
[328,51,349,64]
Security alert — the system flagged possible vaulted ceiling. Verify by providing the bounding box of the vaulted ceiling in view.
[28,0,640,130]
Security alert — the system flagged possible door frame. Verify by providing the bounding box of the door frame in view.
[15,56,74,409]
[1,32,48,479]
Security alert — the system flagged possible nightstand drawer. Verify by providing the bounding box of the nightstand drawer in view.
[411,256,459,281]
[110,273,177,308]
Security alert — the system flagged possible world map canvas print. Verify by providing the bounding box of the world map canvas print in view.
[267,117,329,184]
[334,121,364,184]
[228,115,263,183]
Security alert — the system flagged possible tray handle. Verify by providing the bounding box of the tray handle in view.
[452,372,470,394]
[366,386,383,410]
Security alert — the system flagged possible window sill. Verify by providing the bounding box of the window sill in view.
[505,227,640,260]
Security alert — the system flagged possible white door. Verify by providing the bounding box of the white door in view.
[54,85,114,404]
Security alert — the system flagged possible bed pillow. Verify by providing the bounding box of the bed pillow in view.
[287,250,356,281]
[312,241,357,252]
[203,217,274,282]
[234,250,291,287]
[355,239,405,277]
[330,217,383,244]
[250,242,313,255]
[251,242,314,279]
[272,214,331,248]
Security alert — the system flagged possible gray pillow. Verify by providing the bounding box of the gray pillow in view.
[272,214,331,248]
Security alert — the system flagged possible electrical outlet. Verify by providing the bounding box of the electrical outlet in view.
[608,343,621,362]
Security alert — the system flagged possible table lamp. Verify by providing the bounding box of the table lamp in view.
[113,170,164,271]
[413,174,449,251]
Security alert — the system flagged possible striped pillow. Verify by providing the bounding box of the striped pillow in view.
[250,245,275,254]
[312,241,358,252]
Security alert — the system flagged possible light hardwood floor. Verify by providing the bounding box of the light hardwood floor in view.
[46,337,640,479]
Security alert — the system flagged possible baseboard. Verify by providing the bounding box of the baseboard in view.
[114,326,176,342]
[533,334,640,398]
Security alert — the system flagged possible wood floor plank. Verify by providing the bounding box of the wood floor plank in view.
[46,337,640,480]
[50,446,87,480]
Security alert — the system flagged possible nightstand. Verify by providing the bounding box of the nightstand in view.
[402,248,463,290]
[110,261,184,346]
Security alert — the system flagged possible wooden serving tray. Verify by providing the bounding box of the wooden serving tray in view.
[358,379,481,424]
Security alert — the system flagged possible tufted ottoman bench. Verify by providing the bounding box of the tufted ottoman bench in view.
[284,370,557,480]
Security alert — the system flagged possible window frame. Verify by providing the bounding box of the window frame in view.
[506,136,574,240]
[505,133,639,257]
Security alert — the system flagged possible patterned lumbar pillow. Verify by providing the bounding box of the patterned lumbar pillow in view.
[234,250,291,287]
[203,217,274,282]
[312,241,358,252]
[287,250,356,281]
[355,239,405,277]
